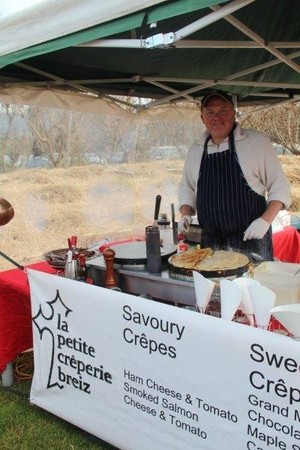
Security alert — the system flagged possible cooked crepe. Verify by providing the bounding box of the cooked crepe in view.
[194,250,249,271]
[171,247,213,269]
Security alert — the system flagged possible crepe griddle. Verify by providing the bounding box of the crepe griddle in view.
[168,252,250,278]
[110,241,177,265]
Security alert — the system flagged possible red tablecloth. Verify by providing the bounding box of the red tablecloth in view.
[273,226,300,263]
[0,230,298,373]
[0,261,56,372]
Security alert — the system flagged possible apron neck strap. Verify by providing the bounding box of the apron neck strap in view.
[228,123,237,151]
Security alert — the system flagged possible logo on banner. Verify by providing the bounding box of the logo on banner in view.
[33,289,112,394]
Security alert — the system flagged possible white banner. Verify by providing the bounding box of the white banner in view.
[28,269,300,450]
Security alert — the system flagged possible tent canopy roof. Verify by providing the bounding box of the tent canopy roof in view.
[0,0,299,111]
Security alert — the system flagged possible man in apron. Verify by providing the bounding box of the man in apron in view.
[178,91,291,261]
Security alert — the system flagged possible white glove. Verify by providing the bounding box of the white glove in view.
[243,218,270,241]
[178,215,193,232]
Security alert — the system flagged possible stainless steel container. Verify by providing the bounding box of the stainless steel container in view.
[184,223,202,244]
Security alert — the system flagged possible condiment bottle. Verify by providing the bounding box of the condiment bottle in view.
[77,253,87,280]
[157,213,173,246]
[177,232,188,253]
[145,225,162,273]
[157,213,170,229]
[64,249,77,279]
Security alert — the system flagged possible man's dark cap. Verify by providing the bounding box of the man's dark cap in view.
[201,90,234,109]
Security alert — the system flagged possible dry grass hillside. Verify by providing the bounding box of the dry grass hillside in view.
[0,156,299,272]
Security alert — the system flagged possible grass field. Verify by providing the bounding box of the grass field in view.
[0,383,118,450]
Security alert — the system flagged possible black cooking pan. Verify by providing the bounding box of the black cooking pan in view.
[109,241,177,265]
[168,250,251,279]
[168,260,250,279]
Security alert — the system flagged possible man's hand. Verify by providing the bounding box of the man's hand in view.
[243,218,270,241]
[178,215,193,232]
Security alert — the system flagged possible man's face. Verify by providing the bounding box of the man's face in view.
[201,97,235,143]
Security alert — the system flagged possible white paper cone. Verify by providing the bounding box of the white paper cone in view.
[233,278,261,327]
[270,304,300,339]
[220,279,244,321]
[248,285,276,328]
[193,271,215,313]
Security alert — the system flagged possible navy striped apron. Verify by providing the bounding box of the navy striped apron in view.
[197,128,273,261]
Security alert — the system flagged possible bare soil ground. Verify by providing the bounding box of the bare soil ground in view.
[0,157,299,271]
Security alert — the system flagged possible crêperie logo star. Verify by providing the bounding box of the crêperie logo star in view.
[33,289,72,389]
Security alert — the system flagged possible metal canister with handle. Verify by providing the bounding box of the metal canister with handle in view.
[145,225,162,273]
